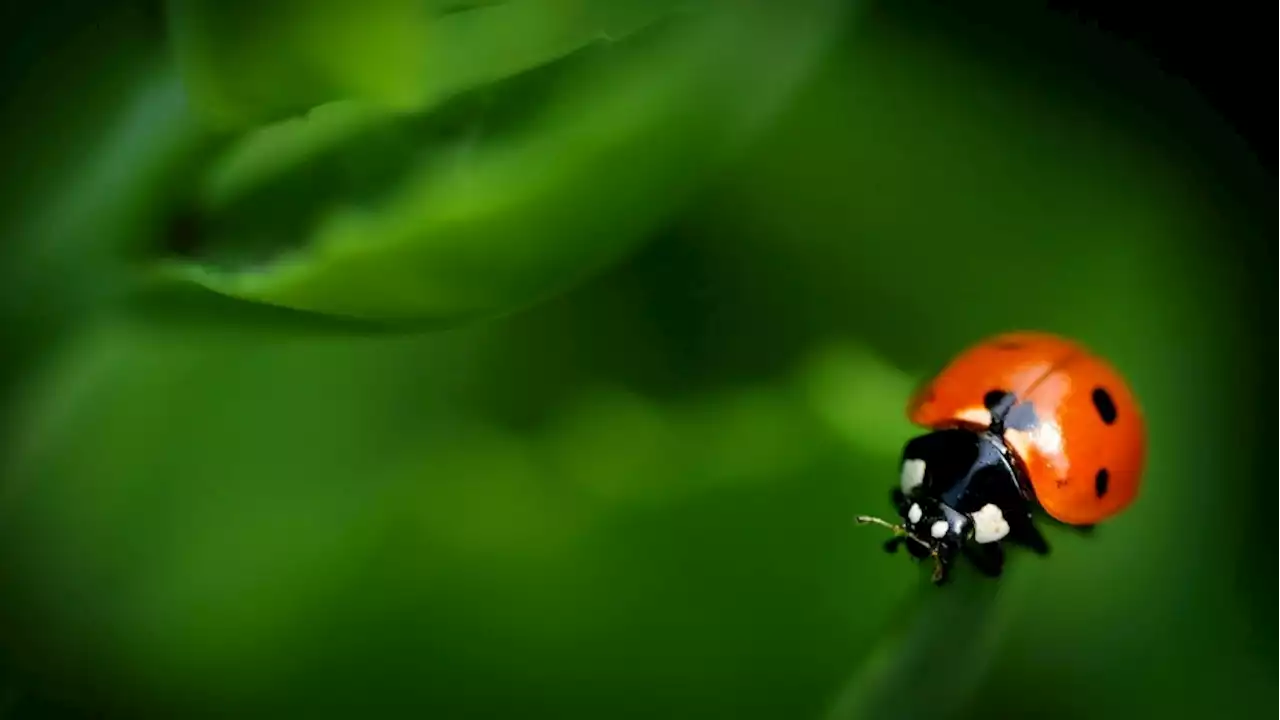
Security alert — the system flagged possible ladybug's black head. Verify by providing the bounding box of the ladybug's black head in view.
[898,494,970,556]
[854,493,968,582]
[856,427,1026,583]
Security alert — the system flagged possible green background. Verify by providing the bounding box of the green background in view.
[0,1,1272,718]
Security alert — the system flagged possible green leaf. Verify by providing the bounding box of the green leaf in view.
[143,0,848,325]
[825,567,1033,720]
[416,0,687,113]
[167,0,431,128]
[166,0,686,130]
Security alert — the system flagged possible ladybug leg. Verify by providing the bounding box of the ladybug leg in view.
[929,543,963,585]
[1010,517,1050,555]
[930,554,951,585]
[904,538,932,559]
[963,541,1005,577]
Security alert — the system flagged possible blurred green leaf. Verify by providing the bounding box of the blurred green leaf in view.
[0,7,168,329]
[146,0,847,323]
[167,0,432,127]
[0,56,214,406]
[826,568,1031,720]
[415,0,686,114]
[167,0,679,130]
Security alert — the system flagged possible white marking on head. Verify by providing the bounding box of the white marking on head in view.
[907,503,923,524]
[930,520,949,539]
[972,503,1010,544]
[900,458,926,494]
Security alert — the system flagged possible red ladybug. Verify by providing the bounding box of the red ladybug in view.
[857,331,1146,584]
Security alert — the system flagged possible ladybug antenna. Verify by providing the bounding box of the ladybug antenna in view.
[854,514,933,552]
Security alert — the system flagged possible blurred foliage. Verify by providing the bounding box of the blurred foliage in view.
[167,0,680,129]
[0,1,1274,719]
[167,0,437,126]
[150,0,846,323]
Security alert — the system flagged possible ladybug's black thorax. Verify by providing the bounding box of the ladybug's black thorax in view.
[901,428,1030,515]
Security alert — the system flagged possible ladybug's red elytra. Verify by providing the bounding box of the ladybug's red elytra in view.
[856,331,1146,584]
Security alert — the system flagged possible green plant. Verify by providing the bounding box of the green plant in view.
[0,2,1272,718]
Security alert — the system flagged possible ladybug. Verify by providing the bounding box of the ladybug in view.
[857,331,1145,584]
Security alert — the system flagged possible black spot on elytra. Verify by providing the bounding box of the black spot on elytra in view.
[983,389,1013,412]
[1091,387,1118,425]
[983,389,1039,432]
[1094,468,1110,498]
